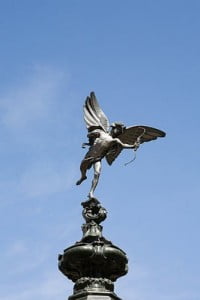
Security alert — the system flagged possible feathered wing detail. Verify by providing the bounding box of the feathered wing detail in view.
[106,125,166,165]
[83,92,110,132]
[118,125,166,144]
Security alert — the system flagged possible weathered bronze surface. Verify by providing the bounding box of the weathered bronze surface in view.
[76,92,166,198]
[58,92,166,300]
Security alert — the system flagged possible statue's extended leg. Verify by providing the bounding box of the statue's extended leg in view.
[76,160,88,185]
[88,161,101,198]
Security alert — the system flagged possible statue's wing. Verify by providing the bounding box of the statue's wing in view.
[106,125,166,165]
[118,125,166,145]
[83,92,110,132]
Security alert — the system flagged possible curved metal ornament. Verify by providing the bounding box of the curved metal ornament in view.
[82,198,107,224]
[58,197,128,295]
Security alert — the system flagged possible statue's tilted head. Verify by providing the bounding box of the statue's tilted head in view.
[110,122,126,137]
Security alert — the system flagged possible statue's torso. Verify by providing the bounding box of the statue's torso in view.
[86,131,114,158]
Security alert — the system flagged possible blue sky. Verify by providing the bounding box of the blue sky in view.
[0,1,200,300]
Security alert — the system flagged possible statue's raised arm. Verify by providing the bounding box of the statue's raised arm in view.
[76,92,166,199]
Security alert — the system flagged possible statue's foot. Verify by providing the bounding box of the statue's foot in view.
[88,192,94,199]
[76,176,87,185]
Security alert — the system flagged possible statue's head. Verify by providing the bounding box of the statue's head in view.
[110,122,126,137]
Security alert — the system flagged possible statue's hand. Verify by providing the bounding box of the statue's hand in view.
[133,141,140,150]
[82,142,91,149]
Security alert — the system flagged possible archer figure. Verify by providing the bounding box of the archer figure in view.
[76,92,166,198]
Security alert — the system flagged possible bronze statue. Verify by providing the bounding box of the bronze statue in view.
[76,92,166,198]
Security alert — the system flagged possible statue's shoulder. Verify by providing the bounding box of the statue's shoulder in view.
[99,131,112,140]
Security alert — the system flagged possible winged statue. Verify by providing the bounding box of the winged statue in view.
[76,92,166,198]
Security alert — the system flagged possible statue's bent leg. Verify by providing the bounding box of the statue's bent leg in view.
[76,159,88,185]
[89,161,101,198]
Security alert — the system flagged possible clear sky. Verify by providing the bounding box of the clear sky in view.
[0,1,200,300]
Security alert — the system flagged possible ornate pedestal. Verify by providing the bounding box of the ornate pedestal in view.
[58,198,128,300]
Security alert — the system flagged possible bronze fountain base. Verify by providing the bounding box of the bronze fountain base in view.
[58,198,128,300]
